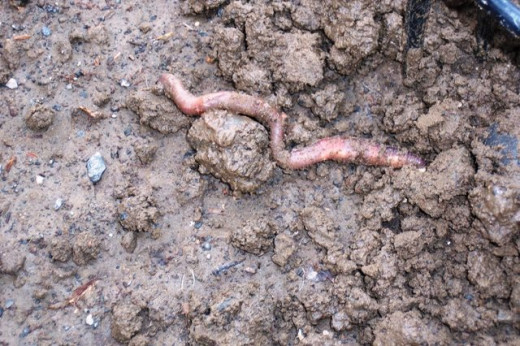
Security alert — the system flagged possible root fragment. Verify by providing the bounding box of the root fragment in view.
[159,74,425,170]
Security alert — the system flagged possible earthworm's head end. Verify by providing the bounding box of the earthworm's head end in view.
[408,153,427,168]
[158,73,175,93]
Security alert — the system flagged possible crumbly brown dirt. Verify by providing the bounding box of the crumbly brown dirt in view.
[0,1,518,345]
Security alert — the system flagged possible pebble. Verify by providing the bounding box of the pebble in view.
[244,266,257,274]
[20,326,30,337]
[6,78,18,89]
[120,79,131,87]
[201,242,211,251]
[5,299,14,309]
[54,198,63,210]
[85,314,94,325]
[41,26,52,37]
[86,152,106,183]
[36,175,44,185]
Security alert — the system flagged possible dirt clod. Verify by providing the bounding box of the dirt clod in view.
[24,105,55,131]
[72,232,100,266]
[187,110,275,192]
[272,233,296,267]
[121,232,137,254]
[231,219,275,255]
[118,193,160,233]
[50,238,72,262]
[0,245,26,275]
[395,147,475,218]
[111,302,143,343]
[133,139,158,165]
[126,89,190,134]
[374,310,451,345]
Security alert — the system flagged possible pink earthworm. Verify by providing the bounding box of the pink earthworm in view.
[159,73,425,170]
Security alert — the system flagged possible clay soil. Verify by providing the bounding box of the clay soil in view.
[0,0,519,345]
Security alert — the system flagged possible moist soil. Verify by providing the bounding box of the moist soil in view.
[1,1,519,345]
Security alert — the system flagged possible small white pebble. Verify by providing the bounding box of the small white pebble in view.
[206,254,211,260]
[66,84,72,90]
[85,314,94,326]
[120,79,130,87]
[194,21,200,27]
[6,78,18,89]
[111,113,117,118]
[244,267,256,274]
[54,198,63,210]
[109,233,113,237]
[36,175,44,185]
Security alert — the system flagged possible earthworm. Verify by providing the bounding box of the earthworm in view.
[159,74,425,170]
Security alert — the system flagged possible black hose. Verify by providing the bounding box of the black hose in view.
[475,0,520,36]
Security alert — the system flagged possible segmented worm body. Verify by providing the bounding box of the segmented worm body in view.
[159,73,425,170]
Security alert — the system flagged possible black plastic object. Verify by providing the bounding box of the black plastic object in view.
[406,0,432,49]
[475,0,520,36]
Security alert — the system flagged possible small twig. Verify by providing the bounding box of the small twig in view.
[13,34,31,41]
[156,32,174,41]
[212,259,245,276]
[49,278,99,310]
[76,106,105,120]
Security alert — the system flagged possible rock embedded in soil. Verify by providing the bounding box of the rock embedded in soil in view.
[24,105,55,131]
[110,302,143,343]
[187,110,275,193]
[86,152,106,184]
